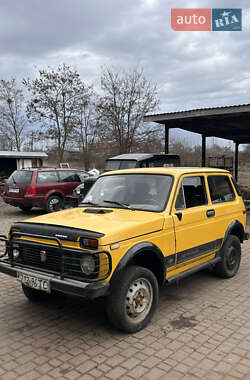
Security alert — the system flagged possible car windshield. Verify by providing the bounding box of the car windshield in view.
[80,174,173,212]
[7,170,33,185]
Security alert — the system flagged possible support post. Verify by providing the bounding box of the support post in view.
[202,134,206,167]
[165,125,169,154]
[235,142,239,181]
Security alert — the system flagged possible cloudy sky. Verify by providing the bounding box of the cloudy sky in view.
[1,0,249,145]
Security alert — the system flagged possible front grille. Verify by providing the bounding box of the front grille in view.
[11,242,111,282]
[19,244,62,273]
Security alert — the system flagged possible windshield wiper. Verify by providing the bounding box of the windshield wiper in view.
[103,200,133,210]
[79,201,99,207]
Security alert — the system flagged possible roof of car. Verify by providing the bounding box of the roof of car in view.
[101,167,229,176]
[19,168,85,172]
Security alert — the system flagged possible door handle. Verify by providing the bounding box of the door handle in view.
[206,209,215,218]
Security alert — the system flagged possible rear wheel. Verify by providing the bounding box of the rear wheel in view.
[22,284,51,303]
[19,205,32,212]
[106,266,159,333]
[45,195,63,213]
[214,235,241,278]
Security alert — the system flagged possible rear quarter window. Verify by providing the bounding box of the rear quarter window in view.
[207,175,235,203]
[58,171,82,182]
[7,170,33,185]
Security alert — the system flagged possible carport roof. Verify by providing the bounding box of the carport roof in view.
[144,104,250,144]
[0,151,48,158]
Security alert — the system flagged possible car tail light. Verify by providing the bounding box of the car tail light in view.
[26,186,36,196]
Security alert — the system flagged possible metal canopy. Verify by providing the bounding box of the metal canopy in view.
[144,104,250,180]
[144,104,250,144]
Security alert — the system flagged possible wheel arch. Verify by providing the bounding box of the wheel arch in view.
[224,220,244,244]
[45,191,64,202]
[111,242,166,286]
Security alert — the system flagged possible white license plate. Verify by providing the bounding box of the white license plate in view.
[17,272,51,293]
[9,188,19,193]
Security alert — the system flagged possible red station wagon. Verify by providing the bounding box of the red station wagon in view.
[2,168,89,212]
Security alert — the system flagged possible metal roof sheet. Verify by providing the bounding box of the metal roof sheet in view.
[0,151,48,159]
[144,104,250,144]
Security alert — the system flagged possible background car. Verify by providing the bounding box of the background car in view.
[2,168,89,212]
[68,153,180,206]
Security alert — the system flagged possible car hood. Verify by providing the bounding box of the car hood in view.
[24,207,165,245]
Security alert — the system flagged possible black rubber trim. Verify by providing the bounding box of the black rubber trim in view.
[164,254,176,268]
[224,220,245,243]
[177,239,223,264]
[167,256,221,283]
[12,222,104,241]
[112,242,166,285]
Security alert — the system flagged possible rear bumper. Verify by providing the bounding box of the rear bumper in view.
[0,261,110,299]
[2,195,45,208]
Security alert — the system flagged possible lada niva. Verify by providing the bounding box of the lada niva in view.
[0,168,248,332]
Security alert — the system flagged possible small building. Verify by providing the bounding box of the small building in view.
[0,151,48,178]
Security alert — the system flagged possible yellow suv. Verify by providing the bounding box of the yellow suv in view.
[0,168,248,333]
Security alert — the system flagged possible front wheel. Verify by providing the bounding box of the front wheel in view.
[214,235,241,278]
[106,266,159,333]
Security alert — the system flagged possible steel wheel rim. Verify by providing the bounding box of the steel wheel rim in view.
[49,198,60,211]
[125,277,153,323]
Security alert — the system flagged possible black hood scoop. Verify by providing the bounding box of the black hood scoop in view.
[83,208,113,214]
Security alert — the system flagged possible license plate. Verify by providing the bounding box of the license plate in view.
[9,188,19,193]
[17,272,51,293]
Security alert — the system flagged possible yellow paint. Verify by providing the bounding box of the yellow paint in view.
[14,168,246,284]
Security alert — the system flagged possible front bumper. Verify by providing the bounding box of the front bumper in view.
[0,260,110,299]
[0,232,111,300]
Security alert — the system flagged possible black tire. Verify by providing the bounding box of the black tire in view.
[45,195,63,213]
[214,235,241,278]
[22,284,51,303]
[106,266,159,333]
[19,205,32,211]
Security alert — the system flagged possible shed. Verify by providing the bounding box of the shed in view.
[144,104,250,180]
[0,151,48,178]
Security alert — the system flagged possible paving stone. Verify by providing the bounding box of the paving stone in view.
[0,204,250,380]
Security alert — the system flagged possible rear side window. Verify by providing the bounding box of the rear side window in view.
[175,176,207,210]
[58,171,82,182]
[207,175,235,203]
[7,170,33,185]
[36,171,59,184]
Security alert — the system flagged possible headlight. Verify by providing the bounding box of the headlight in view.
[76,189,81,195]
[80,255,96,275]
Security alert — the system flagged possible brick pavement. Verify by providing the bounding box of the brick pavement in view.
[0,204,250,380]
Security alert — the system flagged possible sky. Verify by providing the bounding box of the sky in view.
[0,0,249,147]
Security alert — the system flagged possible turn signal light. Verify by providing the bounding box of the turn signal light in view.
[79,237,98,250]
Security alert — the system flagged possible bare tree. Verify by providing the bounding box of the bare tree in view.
[75,90,98,170]
[24,64,91,163]
[0,78,27,151]
[97,66,159,154]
